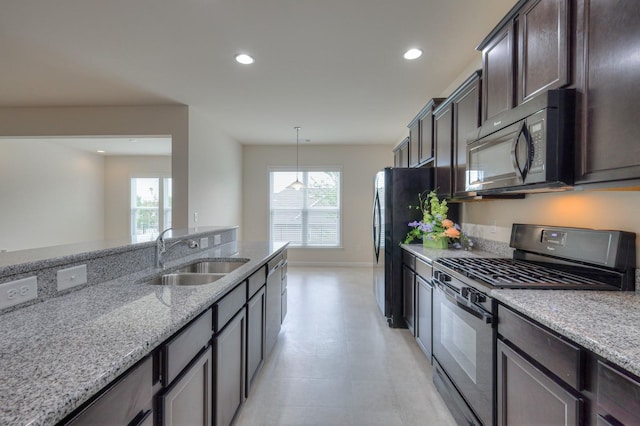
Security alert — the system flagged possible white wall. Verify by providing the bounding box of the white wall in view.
[188,107,243,231]
[104,155,172,240]
[243,144,393,265]
[0,105,190,230]
[0,139,104,251]
[462,191,640,265]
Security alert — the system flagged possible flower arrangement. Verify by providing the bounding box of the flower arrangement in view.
[403,190,472,250]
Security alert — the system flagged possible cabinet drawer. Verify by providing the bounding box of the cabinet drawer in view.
[415,258,432,280]
[248,266,266,298]
[402,250,416,270]
[66,356,153,425]
[214,281,247,333]
[163,309,212,386]
[597,361,640,424]
[498,305,582,390]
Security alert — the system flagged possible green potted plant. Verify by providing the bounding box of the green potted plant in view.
[403,190,472,250]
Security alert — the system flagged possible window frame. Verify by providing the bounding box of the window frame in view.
[130,174,172,239]
[268,166,343,249]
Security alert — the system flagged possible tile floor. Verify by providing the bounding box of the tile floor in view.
[235,266,456,426]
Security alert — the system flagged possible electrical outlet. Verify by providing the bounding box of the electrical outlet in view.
[194,212,199,223]
[0,276,37,309]
[213,234,221,245]
[199,237,209,248]
[57,264,87,291]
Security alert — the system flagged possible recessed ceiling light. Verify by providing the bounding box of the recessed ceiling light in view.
[235,54,255,65]
[403,48,423,60]
[97,150,105,153]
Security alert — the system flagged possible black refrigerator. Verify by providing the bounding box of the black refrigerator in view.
[372,167,434,328]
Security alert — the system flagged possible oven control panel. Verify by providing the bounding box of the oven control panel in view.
[542,229,567,246]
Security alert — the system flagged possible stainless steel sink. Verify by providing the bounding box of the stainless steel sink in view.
[176,258,249,274]
[143,272,227,286]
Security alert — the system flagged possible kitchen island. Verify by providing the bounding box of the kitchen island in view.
[0,237,287,425]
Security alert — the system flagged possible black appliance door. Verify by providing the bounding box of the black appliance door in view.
[372,171,386,316]
[433,278,494,426]
[467,121,523,192]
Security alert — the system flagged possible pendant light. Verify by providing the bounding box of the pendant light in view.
[287,126,306,190]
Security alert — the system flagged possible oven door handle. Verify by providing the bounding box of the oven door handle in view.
[435,280,493,324]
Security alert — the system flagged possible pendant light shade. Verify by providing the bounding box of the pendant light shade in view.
[287,126,306,190]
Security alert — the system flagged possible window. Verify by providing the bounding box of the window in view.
[131,177,172,239]
[270,169,341,247]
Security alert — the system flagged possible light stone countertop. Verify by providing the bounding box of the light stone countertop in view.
[491,289,640,378]
[0,241,287,426]
[400,243,500,265]
[402,243,640,378]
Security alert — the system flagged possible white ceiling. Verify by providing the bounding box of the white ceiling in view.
[4,136,172,156]
[0,0,516,146]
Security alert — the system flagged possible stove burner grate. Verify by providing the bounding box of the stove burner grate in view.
[436,257,606,287]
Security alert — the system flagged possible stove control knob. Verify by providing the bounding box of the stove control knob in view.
[469,291,486,304]
[461,287,470,298]
[434,271,451,282]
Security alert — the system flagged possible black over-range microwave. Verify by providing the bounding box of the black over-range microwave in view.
[466,89,575,194]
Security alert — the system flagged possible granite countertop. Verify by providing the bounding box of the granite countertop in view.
[400,243,500,264]
[401,243,640,378]
[0,241,286,426]
[491,289,640,378]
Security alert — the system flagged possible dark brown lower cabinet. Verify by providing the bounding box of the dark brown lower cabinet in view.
[497,340,582,425]
[246,286,266,395]
[160,347,213,426]
[402,265,415,335]
[597,360,640,425]
[415,275,432,360]
[214,309,246,426]
[65,356,153,425]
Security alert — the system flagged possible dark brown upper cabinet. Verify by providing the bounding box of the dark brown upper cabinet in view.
[479,0,570,123]
[516,0,570,103]
[573,0,640,185]
[434,101,453,198]
[434,71,482,199]
[393,137,409,168]
[407,98,445,168]
[453,72,482,197]
[408,120,420,168]
[482,23,514,122]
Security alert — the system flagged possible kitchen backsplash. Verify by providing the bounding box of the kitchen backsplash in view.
[0,227,238,315]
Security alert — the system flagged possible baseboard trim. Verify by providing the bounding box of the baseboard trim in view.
[287,261,373,268]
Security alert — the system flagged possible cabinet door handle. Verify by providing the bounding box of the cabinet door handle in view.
[129,409,152,426]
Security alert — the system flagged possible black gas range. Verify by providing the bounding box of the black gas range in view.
[431,224,636,426]
[436,223,636,292]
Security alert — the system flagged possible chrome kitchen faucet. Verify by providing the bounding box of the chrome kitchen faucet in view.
[155,228,199,269]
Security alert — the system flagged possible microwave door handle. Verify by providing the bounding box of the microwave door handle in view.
[511,122,531,182]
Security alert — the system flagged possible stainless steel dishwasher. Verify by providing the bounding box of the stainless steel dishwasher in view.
[265,254,283,356]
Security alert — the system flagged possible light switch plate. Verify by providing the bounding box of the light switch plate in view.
[0,276,38,310]
[200,237,209,248]
[57,264,87,291]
